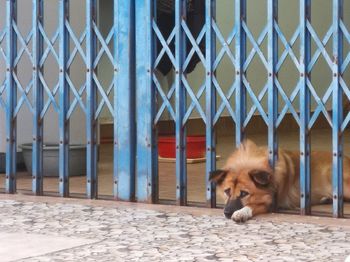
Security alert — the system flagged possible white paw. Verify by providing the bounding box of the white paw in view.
[320,197,332,204]
[231,206,253,223]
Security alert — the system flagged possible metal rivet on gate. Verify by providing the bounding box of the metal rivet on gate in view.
[147,69,150,73]
[176,145,179,149]
[236,71,240,75]
[60,140,63,144]
[269,150,272,154]
[87,68,90,72]
[147,143,151,147]
[300,152,304,156]
[334,195,337,199]
[207,72,210,75]
[207,147,211,151]
[6,68,9,71]
[87,141,91,144]
[301,193,304,198]
[33,67,36,71]
[300,73,304,77]
[6,176,9,179]
[176,186,179,189]
[33,137,36,141]
[334,73,337,77]
[148,183,151,187]
[207,188,210,191]
[6,138,9,142]
[176,70,179,74]
[114,180,117,184]
[333,153,337,157]
[114,68,117,72]
[60,69,63,73]
[32,176,35,179]
[269,73,272,77]
[88,179,91,183]
[59,178,63,182]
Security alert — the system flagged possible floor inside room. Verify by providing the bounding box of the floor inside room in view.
[1,127,350,217]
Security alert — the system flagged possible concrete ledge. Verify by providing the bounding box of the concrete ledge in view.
[1,193,350,229]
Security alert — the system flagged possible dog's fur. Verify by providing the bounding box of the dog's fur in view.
[210,140,350,222]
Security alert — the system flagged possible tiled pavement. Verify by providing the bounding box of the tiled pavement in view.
[0,195,349,262]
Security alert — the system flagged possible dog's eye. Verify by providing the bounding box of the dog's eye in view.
[224,188,231,197]
[239,190,249,198]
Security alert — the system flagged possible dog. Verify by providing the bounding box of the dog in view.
[209,139,350,222]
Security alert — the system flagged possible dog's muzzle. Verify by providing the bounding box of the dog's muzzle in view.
[224,198,243,219]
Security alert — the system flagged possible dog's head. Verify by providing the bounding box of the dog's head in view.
[210,140,275,219]
[210,168,274,219]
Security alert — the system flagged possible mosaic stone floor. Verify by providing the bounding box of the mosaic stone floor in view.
[0,196,350,261]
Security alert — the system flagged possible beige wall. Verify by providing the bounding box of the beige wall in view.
[1,0,350,152]
[95,0,350,122]
[188,0,350,119]
[96,0,350,122]
[0,0,87,152]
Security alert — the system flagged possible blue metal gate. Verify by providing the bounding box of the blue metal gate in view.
[0,0,349,218]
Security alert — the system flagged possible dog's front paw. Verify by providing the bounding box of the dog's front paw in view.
[231,206,253,223]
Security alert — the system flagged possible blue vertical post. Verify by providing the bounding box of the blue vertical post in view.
[114,0,136,201]
[32,0,44,195]
[59,0,69,197]
[5,0,17,194]
[135,0,157,203]
[332,0,343,218]
[299,0,311,215]
[86,0,98,199]
[267,0,278,167]
[175,0,187,206]
[205,0,216,208]
[235,0,246,146]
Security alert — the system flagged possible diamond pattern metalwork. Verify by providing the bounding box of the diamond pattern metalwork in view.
[340,19,350,132]
[212,20,237,125]
[39,25,60,118]
[152,19,176,123]
[12,21,34,116]
[65,21,87,119]
[0,29,6,109]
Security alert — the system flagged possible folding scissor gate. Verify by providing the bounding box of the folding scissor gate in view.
[0,0,349,218]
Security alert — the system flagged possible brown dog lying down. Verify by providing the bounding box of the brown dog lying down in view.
[210,140,350,222]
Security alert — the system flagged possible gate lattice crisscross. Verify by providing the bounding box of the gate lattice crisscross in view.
[152,20,176,122]
[0,28,5,110]
[274,25,301,127]
[212,21,237,125]
[65,22,87,117]
[1,0,349,219]
[39,26,60,117]
[181,23,207,125]
[12,21,34,116]
[306,23,334,128]
[93,23,114,119]
[340,20,350,132]
[242,24,269,126]
[212,20,237,125]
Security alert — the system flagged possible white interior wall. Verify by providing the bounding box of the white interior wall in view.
[0,0,87,153]
[96,1,350,123]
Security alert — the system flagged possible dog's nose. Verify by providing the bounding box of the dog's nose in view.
[224,210,233,219]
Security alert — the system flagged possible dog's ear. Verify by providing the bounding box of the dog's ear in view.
[249,169,271,187]
[209,169,228,185]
